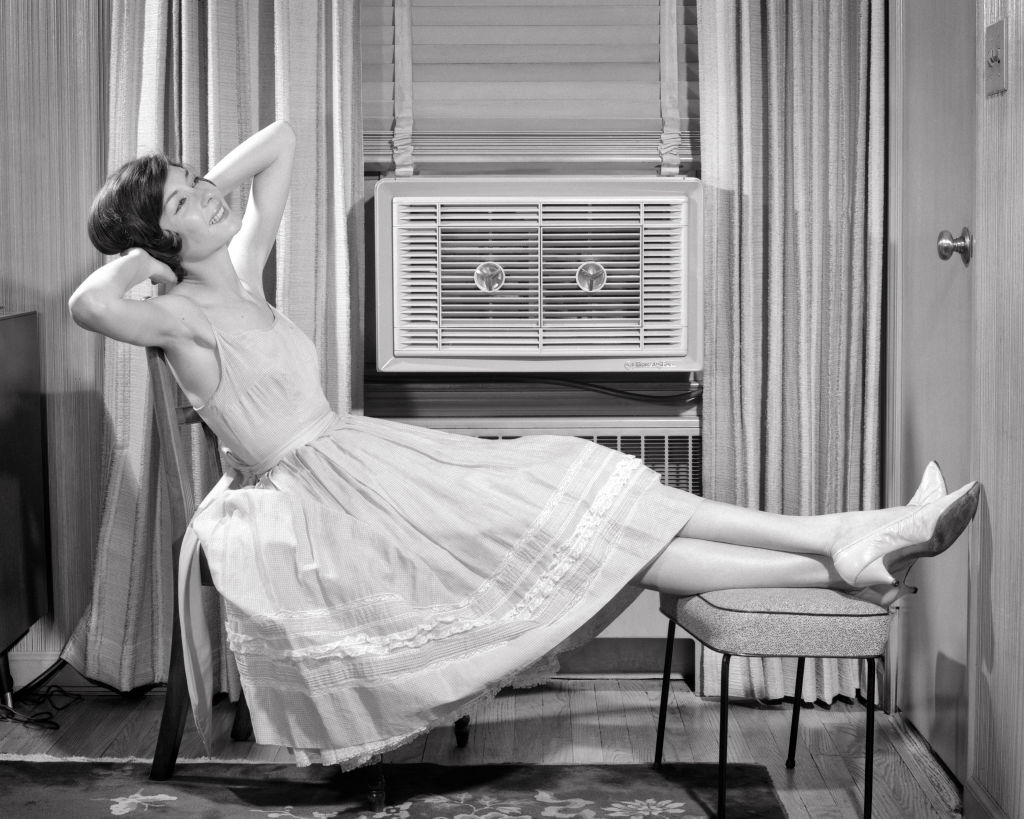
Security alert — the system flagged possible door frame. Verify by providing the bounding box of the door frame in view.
[883,0,909,712]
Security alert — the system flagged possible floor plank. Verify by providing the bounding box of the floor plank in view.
[103,694,164,759]
[592,680,634,764]
[567,678,603,763]
[541,681,574,764]
[472,689,515,765]
[0,678,962,818]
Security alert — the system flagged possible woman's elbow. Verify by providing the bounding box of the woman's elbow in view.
[271,119,296,147]
[68,289,105,333]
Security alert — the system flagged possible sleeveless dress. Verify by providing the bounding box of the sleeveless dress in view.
[177,306,701,769]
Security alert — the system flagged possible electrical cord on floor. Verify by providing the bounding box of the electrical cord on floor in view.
[0,685,83,731]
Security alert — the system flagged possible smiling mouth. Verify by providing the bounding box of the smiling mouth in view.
[209,204,228,225]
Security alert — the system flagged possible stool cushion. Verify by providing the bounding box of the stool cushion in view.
[660,588,890,658]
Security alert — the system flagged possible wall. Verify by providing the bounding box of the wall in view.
[0,0,110,684]
[966,4,1024,817]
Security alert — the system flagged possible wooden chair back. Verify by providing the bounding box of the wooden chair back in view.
[146,347,246,781]
[146,347,219,582]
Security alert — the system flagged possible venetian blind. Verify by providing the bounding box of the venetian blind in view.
[360,0,699,173]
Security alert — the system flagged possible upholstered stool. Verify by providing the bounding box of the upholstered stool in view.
[654,588,892,819]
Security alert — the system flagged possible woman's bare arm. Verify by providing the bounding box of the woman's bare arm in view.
[206,120,296,296]
[68,249,198,348]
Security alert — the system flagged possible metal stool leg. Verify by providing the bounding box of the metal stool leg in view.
[718,652,731,819]
[786,657,807,768]
[654,620,677,768]
[864,658,876,819]
[454,715,471,747]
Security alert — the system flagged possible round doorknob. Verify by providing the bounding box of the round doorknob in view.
[937,227,973,265]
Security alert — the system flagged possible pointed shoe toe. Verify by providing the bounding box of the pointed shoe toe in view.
[832,481,980,587]
[908,461,947,507]
[929,481,980,557]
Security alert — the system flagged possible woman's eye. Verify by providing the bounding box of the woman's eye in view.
[175,196,186,214]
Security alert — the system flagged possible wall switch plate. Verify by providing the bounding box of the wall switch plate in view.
[986,19,1007,96]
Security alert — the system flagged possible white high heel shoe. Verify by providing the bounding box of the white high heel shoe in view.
[832,481,980,588]
[846,461,948,605]
[908,461,946,507]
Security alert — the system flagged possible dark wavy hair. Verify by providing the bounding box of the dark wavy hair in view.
[87,154,187,281]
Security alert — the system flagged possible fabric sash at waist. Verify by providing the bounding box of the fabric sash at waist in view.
[222,410,338,480]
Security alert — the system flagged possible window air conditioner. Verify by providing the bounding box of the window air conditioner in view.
[374,176,703,373]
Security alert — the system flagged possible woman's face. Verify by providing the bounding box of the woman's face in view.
[158,165,240,263]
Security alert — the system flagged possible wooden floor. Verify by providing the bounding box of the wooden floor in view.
[0,678,961,818]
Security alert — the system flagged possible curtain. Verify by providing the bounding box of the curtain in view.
[696,0,885,701]
[61,0,363,692]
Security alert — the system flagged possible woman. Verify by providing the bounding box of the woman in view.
[70,121,980,768]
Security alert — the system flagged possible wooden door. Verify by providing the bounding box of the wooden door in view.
[887,0,976,782]
[966,4,1024,816]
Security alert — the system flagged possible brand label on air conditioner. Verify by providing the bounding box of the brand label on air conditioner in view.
[624,360,678,371]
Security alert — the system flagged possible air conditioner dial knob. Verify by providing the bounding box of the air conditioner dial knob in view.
[473,261,506,292]
[576,261,607,292]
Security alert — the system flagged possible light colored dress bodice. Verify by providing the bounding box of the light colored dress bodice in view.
[195,308,336,475]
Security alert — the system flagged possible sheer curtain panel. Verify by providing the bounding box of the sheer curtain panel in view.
[697,0,886,702]
[62,0,363,693]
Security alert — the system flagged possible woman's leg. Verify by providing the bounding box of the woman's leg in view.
[637,536,846,597]
[679,498,906,557]
[663,463,979,589]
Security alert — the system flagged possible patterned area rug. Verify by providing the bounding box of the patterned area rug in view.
[0,761,785,818]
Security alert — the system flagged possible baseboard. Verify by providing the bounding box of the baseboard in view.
[557,637,694,681]
[9,652,106,695]
[7,651,62,690]
[964,776,1011,819]
[11,639,694,698]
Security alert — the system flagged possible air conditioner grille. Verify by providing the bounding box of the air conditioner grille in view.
[477,432,703,495]
[393,197,689,356]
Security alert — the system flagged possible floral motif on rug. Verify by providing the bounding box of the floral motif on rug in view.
[0,761,784,818]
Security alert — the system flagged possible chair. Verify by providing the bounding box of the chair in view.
[145,348,470,802]
[653,588,891,819]
[147,346,247,781]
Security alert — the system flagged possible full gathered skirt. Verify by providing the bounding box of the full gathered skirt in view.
[187,413,699,768]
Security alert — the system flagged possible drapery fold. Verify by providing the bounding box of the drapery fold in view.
[697,0,885,702]
[62,0,362,693]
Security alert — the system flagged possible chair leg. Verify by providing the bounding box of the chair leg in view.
[150,583,190,781]
[786,656,807,769]
[367,754,386,811]
[230,689,254,742]
[454,715,471,748]
[864,658,876,819]
[654,620,677,769]
[718,652,731,819]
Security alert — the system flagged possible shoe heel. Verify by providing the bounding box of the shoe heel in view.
[853,556,897,587]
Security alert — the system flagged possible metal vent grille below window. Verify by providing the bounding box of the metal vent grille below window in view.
[474,432,702,495]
